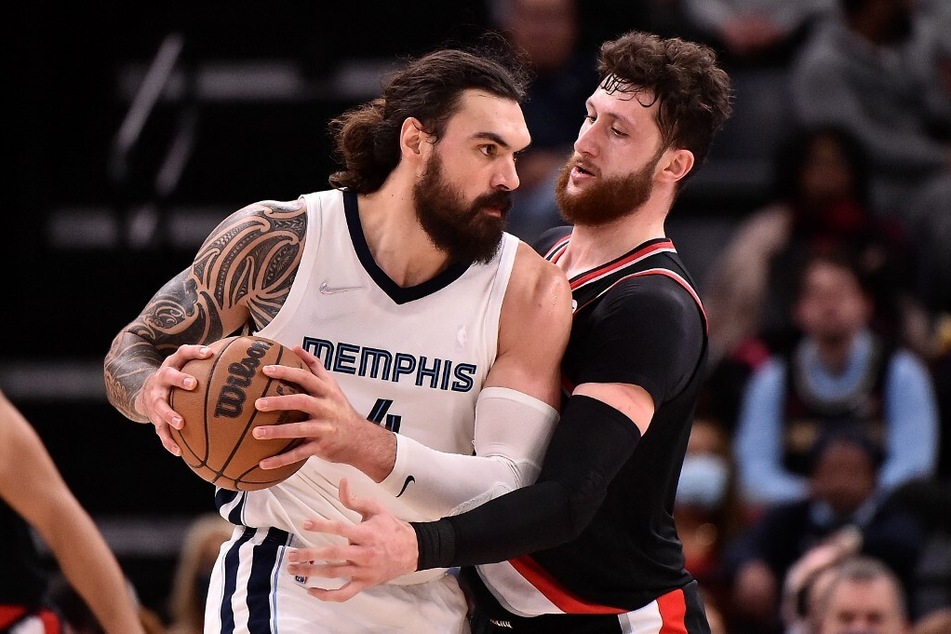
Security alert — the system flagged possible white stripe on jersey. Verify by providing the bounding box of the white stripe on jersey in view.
[477,561,561,617]
[206,526,470,633]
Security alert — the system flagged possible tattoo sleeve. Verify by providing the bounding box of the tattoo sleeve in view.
[103,199,307,422]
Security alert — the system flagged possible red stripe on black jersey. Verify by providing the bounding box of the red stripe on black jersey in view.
[509,555,626,614]
[658,587,688,633]
[543,232,572,262]
[560,239,677,289]
[544,235,705,331]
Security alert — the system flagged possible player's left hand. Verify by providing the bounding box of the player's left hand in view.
[251,346,395,480]
[287,478,420,602]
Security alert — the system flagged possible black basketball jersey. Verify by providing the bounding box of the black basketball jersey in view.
[467,230,710,615]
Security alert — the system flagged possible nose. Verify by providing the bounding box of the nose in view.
[574,120,598,157]
[491,158,520,191]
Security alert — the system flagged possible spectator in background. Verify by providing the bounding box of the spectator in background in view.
[703,125,922,369]
[0,388,146,634]
[489,0,599,242]
[678,0,836,67]
[166,514,232,634]
[673,417,743,630]
[726,432,925,633]
[779,526,863,634]
[789,0,951,312]
[732,251,939,508]
[813,556,913,634]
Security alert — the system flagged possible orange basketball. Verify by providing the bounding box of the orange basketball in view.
[169,335,309,491]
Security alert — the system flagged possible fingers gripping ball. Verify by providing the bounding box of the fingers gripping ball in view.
[169,335,308,491]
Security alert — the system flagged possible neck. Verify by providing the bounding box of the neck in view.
[358,182,451,287]
[559,197,669,277]
[816,336,853,375]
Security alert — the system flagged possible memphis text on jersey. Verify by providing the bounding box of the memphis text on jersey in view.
[302,336,478,393]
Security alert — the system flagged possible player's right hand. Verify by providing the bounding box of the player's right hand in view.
[137,343,211,455]
[288,478,420,601]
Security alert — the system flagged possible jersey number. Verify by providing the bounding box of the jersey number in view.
[368,398,401,433]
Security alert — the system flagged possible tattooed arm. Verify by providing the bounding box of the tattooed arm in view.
[103,199,307,452]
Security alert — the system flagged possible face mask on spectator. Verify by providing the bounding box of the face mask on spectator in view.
[677,454,729,510]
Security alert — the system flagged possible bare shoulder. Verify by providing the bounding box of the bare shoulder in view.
[200,198,307,247]
[190,198,308,329]
[504,240,572,328]
[512,239,571,297]
[494,241,571,402]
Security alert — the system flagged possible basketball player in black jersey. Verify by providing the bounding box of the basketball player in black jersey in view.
[0,388,146,634]
[285,30,732,632]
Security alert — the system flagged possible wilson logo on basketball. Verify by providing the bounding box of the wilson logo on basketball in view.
[214,339,272,418]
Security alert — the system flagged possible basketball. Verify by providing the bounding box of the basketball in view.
[169,335,309,491]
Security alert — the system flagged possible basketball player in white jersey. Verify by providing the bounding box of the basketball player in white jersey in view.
[103,46,572,633]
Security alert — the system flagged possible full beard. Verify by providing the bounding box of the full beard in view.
[414,154,510,264]
[555,155,656,226]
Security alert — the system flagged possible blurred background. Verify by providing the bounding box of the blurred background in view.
[5,0,950,630]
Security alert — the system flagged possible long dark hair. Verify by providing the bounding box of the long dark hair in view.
[329,40,530,193]
[771,124,872,208]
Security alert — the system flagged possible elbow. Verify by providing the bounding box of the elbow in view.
[513,459,542,489]
[559,478,605,542]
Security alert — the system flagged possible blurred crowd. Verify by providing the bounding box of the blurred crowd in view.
[497,0,951,631]
[5,0,949,632]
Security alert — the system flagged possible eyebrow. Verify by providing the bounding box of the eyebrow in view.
[471,131,531,153]
[472,131,510,148]
[585,98,635,127]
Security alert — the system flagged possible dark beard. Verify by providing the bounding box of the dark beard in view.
[555,155,656,226]
[413,154,509,264]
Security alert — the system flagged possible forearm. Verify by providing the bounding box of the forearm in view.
[45,500,144,633]
[379,387,558,516]
[735,362,807,503]
[414,479,572,569]
[381,437,533,517]
[103,331,164,423]
[414,396,637,569]
[880,354,940,488]
[103,261,239,423]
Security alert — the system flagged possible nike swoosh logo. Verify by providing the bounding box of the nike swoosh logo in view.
[396,475,415,497]
[319,279,364,295]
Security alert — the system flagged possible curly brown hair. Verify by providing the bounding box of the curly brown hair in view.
[597,31,733,180]
[328,44,530,194]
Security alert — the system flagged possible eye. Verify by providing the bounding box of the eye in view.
[611,126,627,138]
[480,144,498,157]
[584,114,596,123]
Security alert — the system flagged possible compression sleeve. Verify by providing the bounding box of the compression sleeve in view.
[414,395,641,569]
[378,387,559,517]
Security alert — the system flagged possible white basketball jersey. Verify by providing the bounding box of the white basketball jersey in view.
[218,188,517,584]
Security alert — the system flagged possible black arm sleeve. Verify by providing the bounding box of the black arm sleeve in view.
[414,395,640,569]
[413,275,703,570]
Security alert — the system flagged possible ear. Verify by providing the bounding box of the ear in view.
[400,117,430,162]
[658,148,695,183]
